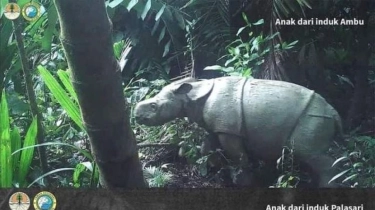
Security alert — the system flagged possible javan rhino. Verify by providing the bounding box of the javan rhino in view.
[134,76,343,187]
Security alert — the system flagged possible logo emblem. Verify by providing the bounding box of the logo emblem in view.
[8,192,31,210]
[33,191,57,210]
[3,3,21,20]
[22,2,41,21]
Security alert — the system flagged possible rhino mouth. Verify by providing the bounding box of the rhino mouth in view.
[135,116,157,126]
[135,116,149,124]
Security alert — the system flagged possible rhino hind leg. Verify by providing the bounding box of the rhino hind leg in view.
[301,154,338,188]
[200,133,221,156]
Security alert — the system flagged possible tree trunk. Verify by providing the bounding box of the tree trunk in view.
[53,0,146,188]
[345,1,372,130]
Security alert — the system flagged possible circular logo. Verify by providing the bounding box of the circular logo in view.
[9,192,31,210]
[3,3,21,20]
[33,191,56,210]
[22,2,41,21]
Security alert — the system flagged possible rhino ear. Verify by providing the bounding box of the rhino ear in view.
[174,80,214,101]
[174,83,193,94]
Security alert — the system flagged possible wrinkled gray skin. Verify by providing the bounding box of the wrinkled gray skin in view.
[134,76,343,187]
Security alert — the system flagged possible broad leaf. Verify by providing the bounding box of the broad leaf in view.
[158,26,166,43]
[162,40,171,57]
[18,118,38,187]
[0,129,12,187]
[57,69,78,102]
[10,128,21,173]
[38,66,84,130]
[42,4,58,52]
[141,0,151,20]
[332,156,348,167]
[155,4,166,21]
[127,0,138,11]
[0,90,10,133]
[328,169,350,184]
[108,0,124,8]
[204,65,223,70]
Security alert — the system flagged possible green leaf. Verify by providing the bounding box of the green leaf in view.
[198,162,208,176]
[113,40,124,60]
[141,0,151,20]
[73,163,87,187]
[158,26,166,43]
[242,12,250,25]
[0,91,12,187]
[127,0,138,11]
[265,32,280,41]
[236,26,246,36]
[203,65,223,70]
[234,47,240,56]
[251,37,261,52]
[108,0,124,8]
[225,57,237,67]
[282,40,299,50]
[57,69,78,103]
[328,169,351,184]
[10,128,21,173]
[300,0,312,9]
[332,156,348,167]
[242,68,252,77]
[353,162,363,169]
[223,67,235,73]
[155,4,166,21]
[162,40,171,57]
[288,40,299,46]
[0,0,8,20]
[253,19,264,25]
[16,0,30,7]
[0,90,10,133]
[337,75,354,88]
[342,174,357,183]
[18,118,38,187]
[42,4,58,52]
[151,19,161,36]
[0,129,12,187]
[349,151,360,157]
[38,66,84,130]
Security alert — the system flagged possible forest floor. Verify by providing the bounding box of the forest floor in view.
[140,146,224,188]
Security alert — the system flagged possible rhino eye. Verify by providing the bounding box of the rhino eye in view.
[150,103,157,111]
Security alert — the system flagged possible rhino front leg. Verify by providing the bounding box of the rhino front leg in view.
[217,133,253,186]
[200,133,225,169]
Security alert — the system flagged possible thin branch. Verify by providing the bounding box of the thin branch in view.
[137,143,175,148]
[10,0,48,174]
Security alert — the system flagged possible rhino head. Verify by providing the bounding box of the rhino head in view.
[134,77,213,126]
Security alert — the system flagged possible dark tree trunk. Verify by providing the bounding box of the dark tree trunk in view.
[345,1,372,130]
[53,0,146,188]
[346,64,369,130]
